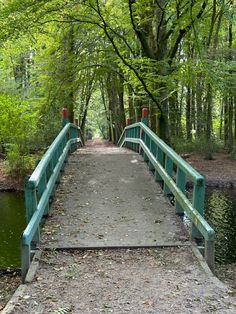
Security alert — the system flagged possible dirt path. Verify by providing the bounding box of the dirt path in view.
[41,142,188,249]
[7,249,236,314]
[187,153,236,187]
[3,140,236,313]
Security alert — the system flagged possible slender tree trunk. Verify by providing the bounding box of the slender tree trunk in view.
[186,85,192,140]
[234,96,236,140]
[127,84,135,121]
[191,87,196,131]
[224,97,229,148]
[228,96,233,151]
[196,74,203,137]
[169,90,179,137]
[205,84,213,141]
[219,98,224,140]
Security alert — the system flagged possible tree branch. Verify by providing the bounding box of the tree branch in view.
[168,0,207,64]
[96,0,163,113]
[128,0,155,59]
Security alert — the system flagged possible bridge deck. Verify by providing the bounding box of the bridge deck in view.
[5,141,236,313]
[41,141,188,249]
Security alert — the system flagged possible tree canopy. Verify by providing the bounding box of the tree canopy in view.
[0,0,236,175]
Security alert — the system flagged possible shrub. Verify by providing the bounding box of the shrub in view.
[6,144,35,177]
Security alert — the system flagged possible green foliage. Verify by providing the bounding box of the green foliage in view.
[0,0,234,178]
[172,137,224,156]
[0,94,39,176]
[6,144,35,177]
[86,89,109,139]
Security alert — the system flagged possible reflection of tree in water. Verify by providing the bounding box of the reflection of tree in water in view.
[205,189,236,264]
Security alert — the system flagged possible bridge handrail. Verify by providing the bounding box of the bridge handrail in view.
[21,122,83,282]
[29,123,82,186]
[118,121,215,271]
[119,123,203,184]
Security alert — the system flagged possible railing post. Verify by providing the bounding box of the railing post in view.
[37,173,49,216]
[205,239,215,272]
[140,108,149,159]
[24,177,37,223]
[126,118,132,149]
[163,156,173,195]
[149,140,156,172]
[192,180,205,239]
[126,118,132,125]
[62,107,69,127]
[21,242,30,283]
[141,107,149,126]
[70,125,79,152]
[155,148,164,184]
[175,168,186,215]
[73,118,80,148]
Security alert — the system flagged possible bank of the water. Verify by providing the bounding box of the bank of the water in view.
[0,160,24,192]
[0,192,25,269]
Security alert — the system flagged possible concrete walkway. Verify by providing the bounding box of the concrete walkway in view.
[4,140,236,313]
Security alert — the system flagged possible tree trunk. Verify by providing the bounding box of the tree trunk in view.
[186,85,192,140]
[196,74,204,137]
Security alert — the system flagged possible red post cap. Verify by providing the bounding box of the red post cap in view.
[126,118,132,125]
[142,107,149,118]
[62,108,69,119]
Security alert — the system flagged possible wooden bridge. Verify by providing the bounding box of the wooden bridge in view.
[3,108,236,313]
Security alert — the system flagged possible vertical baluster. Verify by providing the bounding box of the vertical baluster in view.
[56,144,62,183]
[205,238,215,271]
[163,156,173,195]
[140,129,145,157]
[38,172,49,216]
[155,147,164,184]
[70,126,76,152]
[49,158,57,202]
[64,134,69,164]
[24,178,40,247]
[143,133,149,162]
[126,118,132,149]
[24,177,37,223]
[131,127,134,151]
[21,242,30,283]
[140,107,149,155]
[192,180,205,239]
[148,140,156,172]
[175,168,186,215]
[135,127,139,152]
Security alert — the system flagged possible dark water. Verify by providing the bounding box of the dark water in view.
[0,192,26,269]
[205,188,236,264]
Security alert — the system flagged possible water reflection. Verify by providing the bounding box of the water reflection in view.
[205,188,236,264]
[0,192,25,268]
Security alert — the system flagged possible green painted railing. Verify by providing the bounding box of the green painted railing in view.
[22,122,84,282]
[118,122,215,271]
